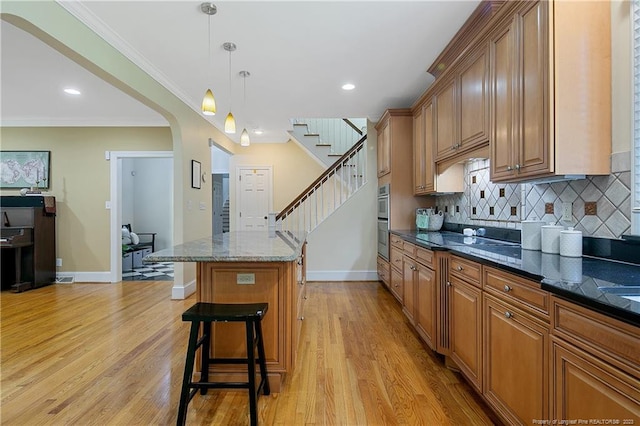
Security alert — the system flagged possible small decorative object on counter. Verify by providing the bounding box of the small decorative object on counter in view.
[560,227,582,257]
[541,223,563,254]
[416,209,430,231]
[521,220,545,250]
[427,210,444,231]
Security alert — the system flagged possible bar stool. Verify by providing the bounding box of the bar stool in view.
[176,302,270,426]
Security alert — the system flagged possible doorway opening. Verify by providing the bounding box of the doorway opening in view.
[211,141,231,234]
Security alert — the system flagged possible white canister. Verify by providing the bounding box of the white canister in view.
[560,227,583,257]
[521,220,545,250]
[541,223,563,254]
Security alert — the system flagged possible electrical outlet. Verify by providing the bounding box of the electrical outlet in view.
[562,202,573,222]
[56,258,62,267]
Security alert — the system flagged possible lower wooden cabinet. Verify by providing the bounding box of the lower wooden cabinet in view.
[450,275,483,392]
[483,293,550,425]
[377,255,390,287]
[402,255,417,325]
[415,264,437,351]
[551,337,640,423]
[390,266,403,303]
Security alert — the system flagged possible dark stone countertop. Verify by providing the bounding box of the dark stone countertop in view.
[390,230,640,327]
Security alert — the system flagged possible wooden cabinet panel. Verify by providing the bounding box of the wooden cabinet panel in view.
[551,338,640,423]
[402,256,417,325]
[377,121,390,177]
[450,275,483,392]
[422,103,436,193]
[413,105,426,194]
[459,44,489,148]
[377,255,390,287]
[415,264,437,351]
[450,255,482,288]
[483,294,549,425]
[390,246,403,272]
[390,234,404,249]
[434,79,457,160]
[484,266,549,319]
[416,246,434,269]
[390,265,403,303]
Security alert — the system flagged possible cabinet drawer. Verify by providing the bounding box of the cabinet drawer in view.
[551,296,640,377]
[403,241,416,258]
[484,266,549,319]
[450,255,482,287]
[377,256,390,286]
[390,234,404,249]
[416,246,434,269]
[390,246,404,272]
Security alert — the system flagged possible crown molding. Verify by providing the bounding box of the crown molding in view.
[55,1,204,120]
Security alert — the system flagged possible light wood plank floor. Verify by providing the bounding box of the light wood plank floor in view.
[1,281,499,425]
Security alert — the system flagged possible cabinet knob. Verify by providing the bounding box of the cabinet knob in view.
[456,266,464,271]
[505,311,513,319]
[446,281,452,287]
[410,265,417,271]
[506,166,513,171]
[298,316,304,321]
[514,164,521,171]
[503,285,511,292]
[304,296,308,300]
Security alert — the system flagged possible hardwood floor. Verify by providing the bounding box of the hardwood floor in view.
[1,281,498,425]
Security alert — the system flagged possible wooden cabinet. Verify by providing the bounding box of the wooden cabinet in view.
[377,255,390,288]
[413,104,428,195]
[377,120,390,177]
[489,0,611,182]
[415,263,437,351]
[551,337,640,423]
[483,293,550,425]
[434,44,489,163]
[402,255,417,325]
[449,255,483,393]
[390,266,404,304]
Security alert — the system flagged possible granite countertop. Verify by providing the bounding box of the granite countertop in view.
[391,230,640,326]
[143,230,307,263]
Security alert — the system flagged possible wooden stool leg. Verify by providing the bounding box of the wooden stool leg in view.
[245,320,258,426]
[200,321,210,395]
[177,321,200,426]
[255,318,270,396]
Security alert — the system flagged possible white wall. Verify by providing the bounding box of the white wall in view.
[305,120,378,281]
[122,157,173,251]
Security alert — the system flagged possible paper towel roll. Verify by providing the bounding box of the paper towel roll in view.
[560,228,582,257]
[521,220,545,250]
[541,224,563,254]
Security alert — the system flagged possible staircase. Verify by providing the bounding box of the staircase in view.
[222,199,230,233]
[288,118,366,167]
[277,134,368,234]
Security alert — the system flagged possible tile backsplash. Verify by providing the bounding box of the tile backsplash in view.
[435,159,632,238]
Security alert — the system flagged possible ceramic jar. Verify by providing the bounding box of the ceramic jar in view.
[560,227,583,257]
[541,223,564,254]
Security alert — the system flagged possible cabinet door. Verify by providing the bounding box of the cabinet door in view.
[459,44,489,150]
[551,338,640,422]
[490,18,516,181]
[402,256,416,325]
[483,294,549,425]
[423,103,436,193]
[390,265,403,303]
[516,0,550,178]
[450,276,483,392]
[377,121,391,177]
[434,79,457,160]
[413,106,426,194]
[415,264,436,350]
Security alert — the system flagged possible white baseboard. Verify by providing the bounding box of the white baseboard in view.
[57,271,112,283]
[172,279,196,300]
[306,270,379,281]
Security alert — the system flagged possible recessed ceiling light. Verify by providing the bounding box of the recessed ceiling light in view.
[253,130,263,135]
[341,83,355,91]
[63,88,81,95]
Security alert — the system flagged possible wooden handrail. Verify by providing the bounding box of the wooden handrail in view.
[342,118,363,136]
[276,134,367,221]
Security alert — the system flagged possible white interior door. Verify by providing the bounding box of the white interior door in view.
[237,167,272,230]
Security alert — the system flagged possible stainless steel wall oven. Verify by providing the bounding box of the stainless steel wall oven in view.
[377,184,390,260]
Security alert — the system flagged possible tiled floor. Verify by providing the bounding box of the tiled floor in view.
[122,262,174,281]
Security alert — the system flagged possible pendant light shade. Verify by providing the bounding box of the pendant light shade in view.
[225,112,236,134]
[240,128,251,146]
[202,89,216,115]
[201,3,217,116]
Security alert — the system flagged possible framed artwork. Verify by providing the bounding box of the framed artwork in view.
[191,160,201,189]
[0,150,51,189]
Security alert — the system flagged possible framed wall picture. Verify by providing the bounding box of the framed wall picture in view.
[191,160,201,189]
[0,150,51,189]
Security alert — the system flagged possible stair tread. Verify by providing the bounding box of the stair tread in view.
[328,153,345,156]
[316,143,331,147]
[304,133,320,137]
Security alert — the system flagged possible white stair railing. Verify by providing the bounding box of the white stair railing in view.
[291,118,366,155]
[277,135,367,234]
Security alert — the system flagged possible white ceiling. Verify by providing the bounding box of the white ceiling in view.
[1,1,481,144]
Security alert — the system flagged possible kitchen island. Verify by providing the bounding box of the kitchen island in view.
[145,230,307,392]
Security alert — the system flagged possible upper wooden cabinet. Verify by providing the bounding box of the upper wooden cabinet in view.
[413,103,437,195]
[434,44,490,162]
[489,0,611,182]
[377,120,391,178]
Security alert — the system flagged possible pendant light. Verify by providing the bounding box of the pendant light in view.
[201,3,217,116]
[239,70,251,146]
[223,42,236,134]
